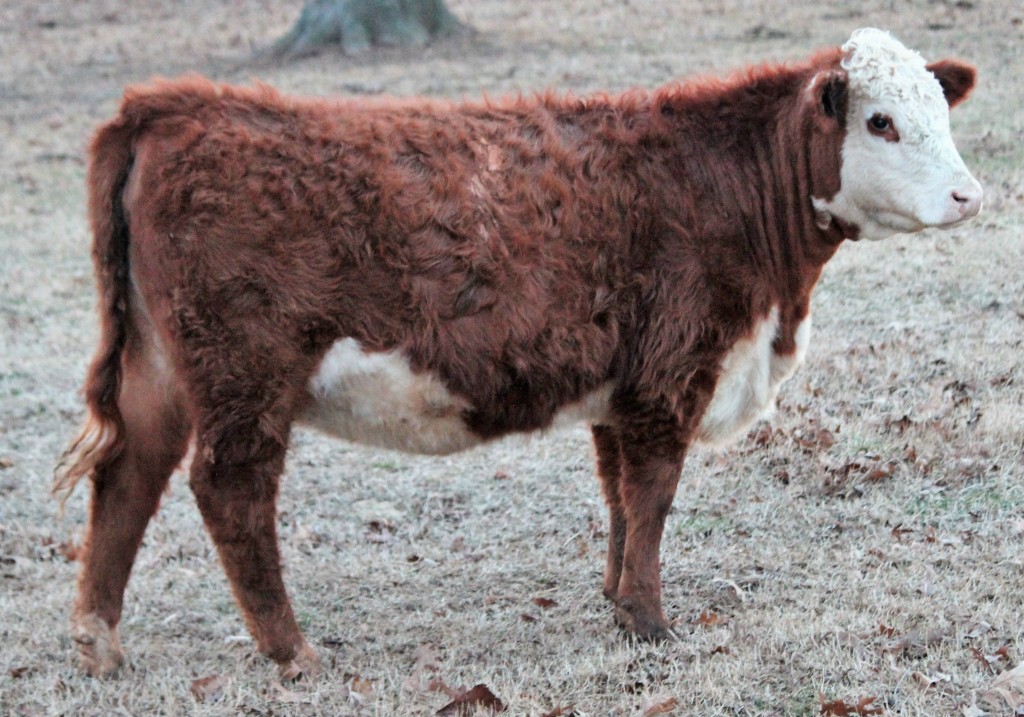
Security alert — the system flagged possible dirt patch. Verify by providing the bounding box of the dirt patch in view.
[2,1,1023,715]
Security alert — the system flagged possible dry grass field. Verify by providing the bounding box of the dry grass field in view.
[2,1,1023,715]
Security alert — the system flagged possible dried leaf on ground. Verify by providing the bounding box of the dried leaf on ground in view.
[971,646,1010,673]
[403,643,442,692]
[272,680,310,704]
[639,693,680,715]
[912,670,951,688]
[692,610,725,626]
[818,694,883,715]
[891,524,914,542]
[533,597,558,609]
[190,674,228,703]
[964,620,993,639]
[882,626,950,656]
[428,678,459,698]
[541,707,577,717]
[345,673,374,704]
[436,683,506,715]
[980,662,1024,712]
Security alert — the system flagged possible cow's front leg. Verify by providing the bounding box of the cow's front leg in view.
[592,424,626,602]
[612,427,686,640]
[188,439,320,680]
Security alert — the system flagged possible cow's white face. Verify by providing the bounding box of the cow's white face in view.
[813,28,982,240]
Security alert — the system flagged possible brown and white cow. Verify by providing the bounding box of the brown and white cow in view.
[56,28,981,678]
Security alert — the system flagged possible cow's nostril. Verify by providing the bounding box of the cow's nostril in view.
[950,184,983,219]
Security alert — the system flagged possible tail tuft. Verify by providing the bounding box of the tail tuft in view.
[53,416,124,506]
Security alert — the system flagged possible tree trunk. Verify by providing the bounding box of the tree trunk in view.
[268,0,469,58]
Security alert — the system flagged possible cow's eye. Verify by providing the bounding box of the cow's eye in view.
[867,113,898,141]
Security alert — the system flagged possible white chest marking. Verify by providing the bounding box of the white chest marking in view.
[696,307,810,447]
[298,339,481,455]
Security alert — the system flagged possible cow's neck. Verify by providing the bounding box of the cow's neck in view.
[657,63,849,314]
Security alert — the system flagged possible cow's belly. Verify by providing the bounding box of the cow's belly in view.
[298,338,613,454]
[299,310,807,454]
[297,338,482,454]
[695,307,810,447]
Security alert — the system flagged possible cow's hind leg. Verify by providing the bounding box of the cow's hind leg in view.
[592,425,627,602]
[188,417,320,680]
[72,335,191,676]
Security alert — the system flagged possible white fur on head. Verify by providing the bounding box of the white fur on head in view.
[812,28,982,239]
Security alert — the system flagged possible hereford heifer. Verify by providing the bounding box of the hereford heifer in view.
[57,28,981,678]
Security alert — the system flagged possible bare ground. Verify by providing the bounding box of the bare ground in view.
[1,1,1023,715]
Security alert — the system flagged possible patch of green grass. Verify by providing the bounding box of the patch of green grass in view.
[673,513,733,538]
[780,685,823,717]
[907,481,1022,520]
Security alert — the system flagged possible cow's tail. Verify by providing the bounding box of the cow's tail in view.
[53,116,137,506]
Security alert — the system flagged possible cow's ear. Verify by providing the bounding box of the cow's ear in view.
[927,59,976,108]
[810,69,848,126]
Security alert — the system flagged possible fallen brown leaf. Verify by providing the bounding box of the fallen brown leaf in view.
[429,678,459,698]
[641,693,680,715]
[795,426,835,451]
[692,610,724,627]
[891,524,914,542]
[971,646,1010,674]
[403,643,442,693]
[864,467,892,481]
[436,684,506,715]
[886,414,914,434]
[349,673,374,701]
[540,707,577,717]
[271,680,309,704]
[818,693,883,715]
[912,670,951,688]
[190,674,227,704]
[58,541,79,562]
[882,626,950,656]
[533,597,558,609]
[980,662,1024,712]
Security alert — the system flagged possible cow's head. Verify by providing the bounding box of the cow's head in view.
[811,28,982,240]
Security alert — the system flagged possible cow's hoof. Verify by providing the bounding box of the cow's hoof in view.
[613,601,677,642]
[277,641,322,681]
[72,612,124,677]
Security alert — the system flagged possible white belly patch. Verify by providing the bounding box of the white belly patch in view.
[696,307,810,447]
[298,339,613,455]
[298,338,482,455]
